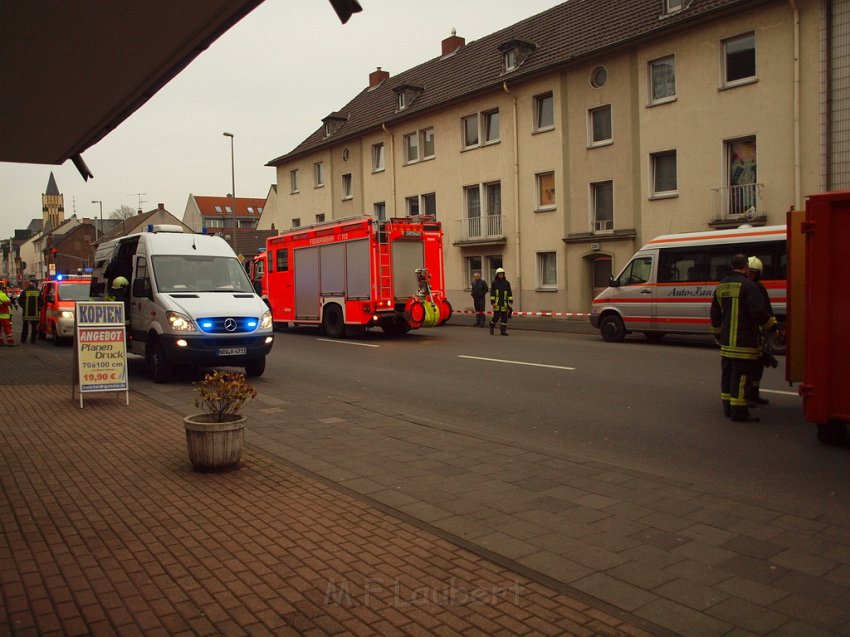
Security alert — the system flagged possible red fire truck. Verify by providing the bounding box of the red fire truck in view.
[258,215,451,337]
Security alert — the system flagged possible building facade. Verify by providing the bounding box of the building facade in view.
[264,0,836,313]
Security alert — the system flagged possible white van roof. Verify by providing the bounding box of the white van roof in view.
[142,231,236,257]
[642,225,786,251]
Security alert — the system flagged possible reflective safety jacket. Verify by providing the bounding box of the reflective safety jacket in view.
[490,277,513,311]
[0,291,11,319]
[710,271,777,360]
[19,287,40,321]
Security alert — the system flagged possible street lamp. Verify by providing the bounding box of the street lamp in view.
[223,132,235,198]
[91,200,103,240]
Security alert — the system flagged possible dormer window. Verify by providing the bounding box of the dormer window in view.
[498,39,536,74]
[664,0,684,14]
[393,84,424,111]
[322,112,347,137]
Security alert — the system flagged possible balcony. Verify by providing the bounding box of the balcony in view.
[453,214,506,246]
[710,183,767,228]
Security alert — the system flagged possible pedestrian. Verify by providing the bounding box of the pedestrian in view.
[470,272,489,327]
[19,280,40,344]
[746,256,778,406]
[710,253,777,422]
[0,283,15,346]
[489,267,513,336]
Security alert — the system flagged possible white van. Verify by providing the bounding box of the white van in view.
[590,225,787,351]
[90,225,273,382]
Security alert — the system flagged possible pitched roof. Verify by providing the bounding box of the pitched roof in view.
[96,206,190,244]
[192,195,267,218]
[45,171,60,195]
[268,0,761,165]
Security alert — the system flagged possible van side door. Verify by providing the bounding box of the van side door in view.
[655,248,711,333]
[612,255,654,332]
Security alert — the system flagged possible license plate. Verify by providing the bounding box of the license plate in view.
[218,347,246,356]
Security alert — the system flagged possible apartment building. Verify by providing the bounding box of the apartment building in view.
[265,0,834,313]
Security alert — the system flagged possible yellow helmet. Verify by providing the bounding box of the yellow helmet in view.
[111,276,129,289]
[747,256,763,272]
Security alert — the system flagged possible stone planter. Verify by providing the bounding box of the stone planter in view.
[183,414,246,471]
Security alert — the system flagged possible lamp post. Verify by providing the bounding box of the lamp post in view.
[223,132,235,198]
[91,200,103,240]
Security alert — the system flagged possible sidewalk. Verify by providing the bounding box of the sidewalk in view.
[0,322,656,635]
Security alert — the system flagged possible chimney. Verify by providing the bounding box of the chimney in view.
[369,66,389,88]
[441,28,465,57]
[158,203,165,211]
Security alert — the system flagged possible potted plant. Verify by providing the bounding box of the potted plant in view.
[184,370,257,471]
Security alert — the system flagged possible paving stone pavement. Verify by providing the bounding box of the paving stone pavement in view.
[5,314,850,636]
[0,334,658,635]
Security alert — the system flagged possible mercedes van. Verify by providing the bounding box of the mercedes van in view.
[90,225,273,382]
[590,225,787,351]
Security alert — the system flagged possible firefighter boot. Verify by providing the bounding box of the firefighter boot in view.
[500,325,508,336]
[723,401,731,418]
[489,322,495,335]
[731,407,759,423]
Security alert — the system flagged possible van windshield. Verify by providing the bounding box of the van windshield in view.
[58,283,91,301]
[152,255,254,293]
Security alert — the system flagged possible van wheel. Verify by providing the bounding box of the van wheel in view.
[322,304,346,338]
[767,320,786,356]
[245,357,266,378]
[644,332,665,343]
[817,422,848,447]
[146,341,172,383]
[600,315,626,342]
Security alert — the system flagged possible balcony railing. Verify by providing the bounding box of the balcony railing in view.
[711,183,764,220]
[455,214,504,242]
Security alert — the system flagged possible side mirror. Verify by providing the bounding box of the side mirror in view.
[132,278,152,300]
[608,275,620,288]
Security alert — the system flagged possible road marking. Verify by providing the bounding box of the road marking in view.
[316,338,379,348]
[458,355,574,370]
[761,388,799,397]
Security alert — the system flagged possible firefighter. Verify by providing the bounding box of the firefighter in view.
[19,280,40,344]
[710,253,777,422]
[746,256,777,406]
[106,277,131,326]
[471,272,488,327]
[489,267,513,336]
[0,283,15,346]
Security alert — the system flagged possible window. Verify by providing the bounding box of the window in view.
[237,219,255,228]
[314,162,324,187]
[465,256,483,289]
[726,136,757,214]
[404,133,419,163]
[247,207,255,214]
[374,202,386,221]
[616,256,652,286]
[485,182,501,218]
[465,185,481,220]
[405,195,420,215]
[588,105,612,146]
[537,252,557,289]
[659,249,708,283]
[590,66,608,88]
[664,0,683,14]
[422,192,437,216]
[462,115,479,148]
[290,169,299,193]
[723,32,756,87]
[592,180,614,231]
[484,110,500,143]
[534,93,554,131]
[651,150,678,196]
[315,213,325,223]
[536,172,556,210]
[649,55,676,103]
[421,128,435,159]
[292,218,301,228]
[503,49,518,72]
[206,218,223,228]
[214,206,223,213]
[276,248,289,272]
[225,206,233,213]
[372,143,385,172]
[342,173,352,199]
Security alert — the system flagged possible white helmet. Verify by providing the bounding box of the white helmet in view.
[747,256,763,272]
[495,268,505,275]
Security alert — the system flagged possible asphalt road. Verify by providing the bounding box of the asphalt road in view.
[261,323,850,517]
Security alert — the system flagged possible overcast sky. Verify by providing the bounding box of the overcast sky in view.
[0,0,565,240]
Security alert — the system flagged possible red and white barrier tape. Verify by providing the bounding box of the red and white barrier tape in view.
[455,309,591,318]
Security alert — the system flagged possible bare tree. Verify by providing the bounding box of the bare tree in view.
[109,205,137,220]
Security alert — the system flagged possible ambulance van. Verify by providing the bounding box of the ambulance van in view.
[590,225,786,351]
[90,225,273,382]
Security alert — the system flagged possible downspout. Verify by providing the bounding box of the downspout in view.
[503,81,522,309]
[788,0,801,206]
[381,124,397,215]
[825,0,833,190]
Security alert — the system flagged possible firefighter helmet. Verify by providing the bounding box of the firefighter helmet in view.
[495,268,505,275]
[111,276,129,289]
[747,256,763,273]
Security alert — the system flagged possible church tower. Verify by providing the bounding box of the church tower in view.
[42,172,65,231]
